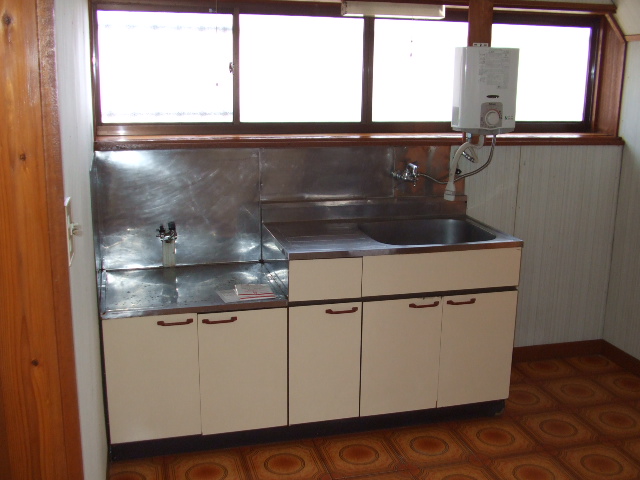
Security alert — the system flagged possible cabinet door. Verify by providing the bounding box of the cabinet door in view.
[289,303,361,424]
[361,298,442,416]
[438,291,518,408]
[198,309,287,435]
[102,314,201,443]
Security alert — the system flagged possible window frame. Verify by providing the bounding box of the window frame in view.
[90,1,619,141]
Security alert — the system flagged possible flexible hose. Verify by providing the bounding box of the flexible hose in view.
[414,135,497,187]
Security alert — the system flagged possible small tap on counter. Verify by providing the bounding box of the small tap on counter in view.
[157,221,178,267]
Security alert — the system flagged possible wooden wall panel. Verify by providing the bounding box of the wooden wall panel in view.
[0,0,83,478]
[604,42,640,360]
[513,145,621,347]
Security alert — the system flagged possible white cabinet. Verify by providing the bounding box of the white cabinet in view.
[102,314,201,443]
[289,302,362,424]
[437,291,518,408]
[360,297,442,416]
[103,308,288,443]
[362,248,521,296]
[198,309,287,435]
[288,257,362,302]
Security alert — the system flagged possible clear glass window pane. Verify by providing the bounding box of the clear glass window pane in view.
[97,11,233,123]
[239,15,364,122]
[492,24,591,121]
[372,20,468,122]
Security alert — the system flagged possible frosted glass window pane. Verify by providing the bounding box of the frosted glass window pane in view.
[97,11,233,123]
[492,24,591,121]
[373,20,467,122]
[240,15,364,122]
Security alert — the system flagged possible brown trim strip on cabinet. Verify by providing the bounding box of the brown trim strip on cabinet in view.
[409,301,440,308]
[325,307,359,314]
[157,318,195,326]
[201,316,238,325]
[627,34,640,42]
[446,298,476,306]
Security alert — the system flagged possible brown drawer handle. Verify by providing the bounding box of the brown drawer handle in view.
[202,316,238,325]
[325,307,359,315]
[446,298,476,306]
[409,301,440,308]
[157,318,194,326]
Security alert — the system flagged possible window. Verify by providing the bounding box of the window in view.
[93,2,610,137]
[372,20,468,121]
[492,23,592,122]
[97,10,233,123]
[239,15,364,122]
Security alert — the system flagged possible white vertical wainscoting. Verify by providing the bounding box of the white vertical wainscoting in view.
[604,42,640,360]
[462,145,521,235]
[514,145,621,347]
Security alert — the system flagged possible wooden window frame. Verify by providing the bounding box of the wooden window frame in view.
[91,0,625,148]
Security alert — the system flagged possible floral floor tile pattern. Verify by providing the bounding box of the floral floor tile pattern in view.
[109,355,640,480]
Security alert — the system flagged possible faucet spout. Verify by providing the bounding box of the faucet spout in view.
[391,163,419,185]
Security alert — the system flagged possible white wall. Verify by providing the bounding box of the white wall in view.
[54,0,108,478]
[604,41,640,359]
[464,144,622,348]
[614,0,640,36]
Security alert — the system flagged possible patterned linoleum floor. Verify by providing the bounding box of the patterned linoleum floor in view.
[109,355,640,480]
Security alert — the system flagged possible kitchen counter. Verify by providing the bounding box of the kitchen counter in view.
[99,209,522,319]
[263,215,523,261]
[99,263,287,319]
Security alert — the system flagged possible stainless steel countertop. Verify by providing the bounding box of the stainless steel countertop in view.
[263,215,523,260]
[99,213,522,320]
[99,263,287,319]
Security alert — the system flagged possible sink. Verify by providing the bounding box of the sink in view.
[358,218,496,246]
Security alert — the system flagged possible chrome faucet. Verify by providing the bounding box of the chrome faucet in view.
[392,162,461,188]
[157,222,177,267]
[391,163,420,186]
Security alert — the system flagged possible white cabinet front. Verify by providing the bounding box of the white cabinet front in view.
[198,309,288,435]
[361,297,442,416]
[288,258,362,302]
[437,291,518,408]
[102,314,201,443]
[289,303,362,424]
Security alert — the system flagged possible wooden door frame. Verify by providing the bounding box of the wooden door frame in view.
[0,0,84,478]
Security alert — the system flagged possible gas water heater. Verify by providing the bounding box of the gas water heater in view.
[451,46,519,135]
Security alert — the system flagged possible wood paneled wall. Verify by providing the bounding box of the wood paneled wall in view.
[0,0,83,478]
[465,144,622,348]
[604,41,640,360]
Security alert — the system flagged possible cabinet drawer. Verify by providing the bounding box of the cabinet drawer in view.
[289,257,362,302]
[362,248,521,297]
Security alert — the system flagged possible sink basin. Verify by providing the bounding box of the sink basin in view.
[358,218,496,246]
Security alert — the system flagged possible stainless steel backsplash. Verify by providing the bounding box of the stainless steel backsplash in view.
[93,145,455,270]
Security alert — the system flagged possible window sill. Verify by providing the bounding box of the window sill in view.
[94,132,624,151]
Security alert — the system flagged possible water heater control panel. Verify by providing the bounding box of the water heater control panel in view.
[452,47,519,135]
